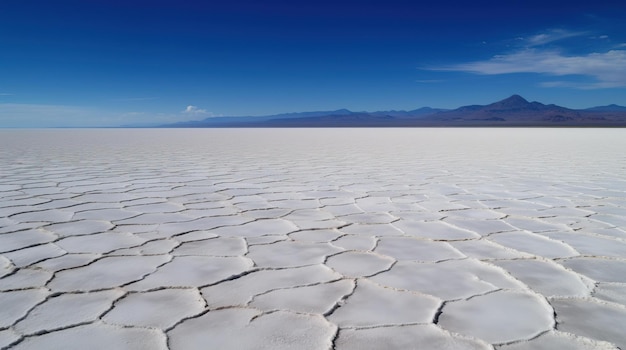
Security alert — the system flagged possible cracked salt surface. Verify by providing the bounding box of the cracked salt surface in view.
[327,279,440,327]
[12,323,168,350]
[497,331,620,350]
[492,259,591,297]
[325,251,395,278]
[374,236,465,261]
[2,128,626,349]
[552,298,626,349]
[335,324,491,350]
[169,308,336,350]
[371,259,525,300]
[438,290,554,344]
[14,289,124,335]
[103,288,205,329]
[250,279,354,314]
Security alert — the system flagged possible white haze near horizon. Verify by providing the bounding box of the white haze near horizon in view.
[2,128,624,169]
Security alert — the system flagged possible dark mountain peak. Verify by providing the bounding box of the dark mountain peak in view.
[505,94,528,102]
[334,108,353,114]
[489,95,531,109]
[409,107,437,113]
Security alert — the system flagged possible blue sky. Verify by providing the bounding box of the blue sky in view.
[1,0,626,127]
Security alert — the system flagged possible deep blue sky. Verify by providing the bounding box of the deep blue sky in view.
[1,0,626,126]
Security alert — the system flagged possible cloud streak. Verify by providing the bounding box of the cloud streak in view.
[183,105,213,116]
[433,49,626,89]
[525,29,586,46]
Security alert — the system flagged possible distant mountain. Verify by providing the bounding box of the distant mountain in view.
[426,95,582,125]
[584,104,626,112]
[369,107,449,118]
[163,107,448,128]
[159,95,626,127]
[166,109,355,127]
[425,95,626,126]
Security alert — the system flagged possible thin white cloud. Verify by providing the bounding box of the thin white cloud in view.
[183,105,213,116]
[525,29,586,46]
[0,93,14,96]
[433,49,626,89]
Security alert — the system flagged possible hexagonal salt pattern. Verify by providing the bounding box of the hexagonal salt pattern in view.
[491,259,591,297]
[497,331,620,350]
[168,308,336,350]
[439,290,554,344]
[551,298,626,349]
[14,290,124,335]
[11,323,168,350]
[103,289,205,329]
[2,128,626,349]
[335,324,491,350]
[325,251,395,277]
[250,279,354,314]
[327,279,440,327]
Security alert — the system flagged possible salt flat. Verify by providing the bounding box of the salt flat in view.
[1,128,626,349]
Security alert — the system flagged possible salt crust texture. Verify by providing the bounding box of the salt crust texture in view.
[0,128,625,349]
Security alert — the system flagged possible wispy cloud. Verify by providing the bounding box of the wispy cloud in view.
[524,29,586,46]
[428,27,626,89]
[0,93,13,96]
[432,49,626,89]
[183,105,213,116]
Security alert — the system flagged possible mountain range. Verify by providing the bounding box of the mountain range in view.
[161,95,626,127]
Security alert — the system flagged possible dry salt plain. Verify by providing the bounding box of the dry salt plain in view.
[1,128,626,350]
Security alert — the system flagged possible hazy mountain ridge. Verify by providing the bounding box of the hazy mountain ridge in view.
[160,95,626,127]
[584,104,626,112]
